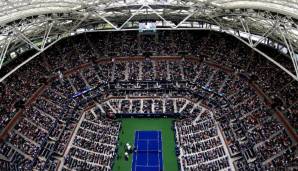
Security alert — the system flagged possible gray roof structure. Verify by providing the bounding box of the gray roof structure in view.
[0,0,297,81]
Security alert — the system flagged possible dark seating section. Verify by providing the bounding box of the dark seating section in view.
[175,109,232,170]
[64,112,120,171]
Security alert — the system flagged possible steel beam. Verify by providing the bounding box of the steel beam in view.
[0,38,12,70]
[13,28,41,52]
[174,9,198,28]
[98,15,119,30]
[280,27,298,77]
[233,33,298,81]
[147,5,175,28]
[0,37,61,82]
[119,5,146,29]
[208,15,298,81]
[69,13,90,32]
[41,23,53,50]
[240,18,253,45]
[252,22,279,48]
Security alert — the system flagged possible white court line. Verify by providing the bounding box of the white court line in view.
[157,132,160,170]
[134,131,139,171]
[160,130,164,171]
[147,139,149,166]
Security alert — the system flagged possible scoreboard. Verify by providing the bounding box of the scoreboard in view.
[139,22,156,33]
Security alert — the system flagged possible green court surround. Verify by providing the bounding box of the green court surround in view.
[112,118,179,171]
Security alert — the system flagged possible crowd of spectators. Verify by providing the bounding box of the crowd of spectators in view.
[0,30,297,171]
[1,30,297,126]
[64,112,120,170]
[175,109,232,170]
[209,76,297,170]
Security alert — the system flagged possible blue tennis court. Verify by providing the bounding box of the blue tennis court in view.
[132,130,163,171]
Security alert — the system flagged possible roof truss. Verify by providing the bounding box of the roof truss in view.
[0,0,298,81]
